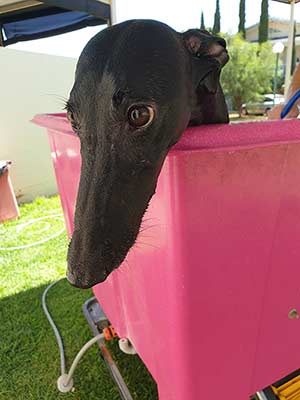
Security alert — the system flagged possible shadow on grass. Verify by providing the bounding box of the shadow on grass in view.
[0,279,158,400]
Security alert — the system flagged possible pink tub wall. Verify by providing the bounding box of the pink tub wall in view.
[0,163,20,223]
[33,114,300,399]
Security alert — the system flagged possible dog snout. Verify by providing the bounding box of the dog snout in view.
[66,267,108,289]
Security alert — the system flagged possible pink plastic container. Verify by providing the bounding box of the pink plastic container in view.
[0,162,20,223]
[33,114,300,399]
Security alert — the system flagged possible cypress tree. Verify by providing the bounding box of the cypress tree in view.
[238,0,246,38]
[213,0,221,34]
[201,11,205,30]
[258,0,269,43]
[291,22,297,75]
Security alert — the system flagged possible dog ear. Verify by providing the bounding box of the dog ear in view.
[182,32,221,94]
[199,68,220,94]
[182,29,212,57]
[184,32,203,56]
[181,31,229,125]
[190,55,221,95]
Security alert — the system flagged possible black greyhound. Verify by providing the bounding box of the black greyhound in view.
[66,20,229,289]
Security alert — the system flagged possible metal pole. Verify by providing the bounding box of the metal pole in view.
[256,391,269,400]
[273,52,279,105]
[110,0,117,25]
[284,0,295,98]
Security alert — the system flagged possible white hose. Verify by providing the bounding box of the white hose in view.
[3,211,103,392]
[64,334,105,387]
[0,214,65,251]
[42,278,67,376]
[42,279,104,392]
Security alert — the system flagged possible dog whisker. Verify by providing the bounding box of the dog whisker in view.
[134,241,161,250]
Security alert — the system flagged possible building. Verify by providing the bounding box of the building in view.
[0,47,77,202]
[246,18,300,64]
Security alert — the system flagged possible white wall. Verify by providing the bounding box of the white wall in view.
[0,48,77,203]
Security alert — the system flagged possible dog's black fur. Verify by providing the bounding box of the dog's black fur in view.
[66,20,229,288]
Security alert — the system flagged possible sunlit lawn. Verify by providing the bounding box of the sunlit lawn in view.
[229,113,267,122]
[0,196,157,400]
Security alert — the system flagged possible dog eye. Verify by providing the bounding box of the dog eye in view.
[127,105,154,128]
[67,111,80,133]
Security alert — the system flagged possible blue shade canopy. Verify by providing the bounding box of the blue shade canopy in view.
[0,1,110,46]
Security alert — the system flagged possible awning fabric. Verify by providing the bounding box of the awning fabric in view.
[0,1,110,46]
[272,0,300,3]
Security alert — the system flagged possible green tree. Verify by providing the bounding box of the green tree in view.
[201,11,205,30]
[238,0,246,38]
[221,34,276,113]
[258,0,269,43]
[213,0,221,34]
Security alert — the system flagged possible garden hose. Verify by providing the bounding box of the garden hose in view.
[42,278,66,376]
[1,213,103,392]
[42,278,104,393]
[0,213,65,251]
[280,89,300,119]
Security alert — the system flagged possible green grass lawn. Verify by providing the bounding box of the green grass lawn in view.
[0,196,158,400]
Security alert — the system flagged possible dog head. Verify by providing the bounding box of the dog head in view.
[66,20,228,288]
